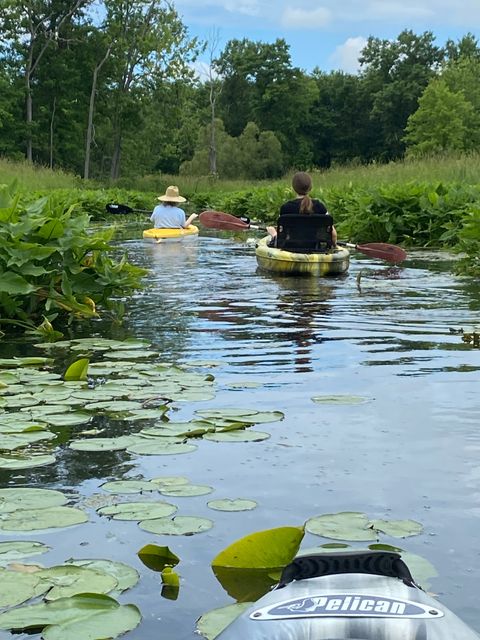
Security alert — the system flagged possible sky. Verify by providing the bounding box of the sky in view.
[174,0,480,74]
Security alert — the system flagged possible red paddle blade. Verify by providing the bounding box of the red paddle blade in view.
[199,210,250,231]
[356,242,407,263]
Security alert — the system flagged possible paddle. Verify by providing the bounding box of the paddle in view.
[199,210,407,263]
[105,203,152,215]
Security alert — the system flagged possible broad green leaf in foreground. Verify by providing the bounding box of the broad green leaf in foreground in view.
[196,602,253,640]
[137,544,180,572]
[212,526,305,570]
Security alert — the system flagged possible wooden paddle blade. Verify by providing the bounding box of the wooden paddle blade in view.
[106,203,133,214]
[356,242,407,263]
[199,210,250,231]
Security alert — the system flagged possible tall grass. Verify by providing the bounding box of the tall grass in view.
[0,157,81,191]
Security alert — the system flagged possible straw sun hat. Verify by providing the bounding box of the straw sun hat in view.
[157,185,186,203]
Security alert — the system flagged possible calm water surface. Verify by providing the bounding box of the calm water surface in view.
[2,232,480,639]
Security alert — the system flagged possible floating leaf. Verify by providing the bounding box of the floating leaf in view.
[36,565,118,600]
[42,603,141,640]
[207,499,257,512]
[227,381,262,389]
[0,488,67,513]
[0,453,55,470]
[69,436,137,452]
[161,566,180,587]
[64,559,139,593]
[100,480,157,494]
[44,412,91,427]
[196,602,253,639]
[64,359,89,382]
[0,568,41,607]
[126,441,197,455]
[305,512,377,541]
[311,395,372,405]
[137,544,180,572]
[0,506,88,532]
[150,476,190,487]
[369,519,424,538]
[84,400,144,412]
[0,541,50,563]
[97,501,177,521]
[203,430,270,443]
[159,484,213,497]
[139,516,213,536]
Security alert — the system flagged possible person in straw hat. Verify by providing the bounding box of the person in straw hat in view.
[150,185,198,229]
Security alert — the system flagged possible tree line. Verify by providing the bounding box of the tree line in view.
[0,0,479,181]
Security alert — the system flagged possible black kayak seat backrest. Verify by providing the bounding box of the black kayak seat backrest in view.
[276,213,333,254]
[278,550,417,589]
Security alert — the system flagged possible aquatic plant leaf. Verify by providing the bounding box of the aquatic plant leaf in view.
[0,453,55,469]
[0,431,54,450]
[36,565,118,600]
[161,566,179,587]
[0,420,48,433]
[137,544,180,572]
[227,381,262,389]
[42,603,141,640]
[69,436,137,451]
[3,394,40,408]
[369,519,424,538]
[169,390,216,402]
[64,359,89,382]
[0,593,121,630]
[196,602,253,639]
[212,566,279,602]
[159,484,213,497]
[150,476,190,487]
[203,430,270,442]
[126,441,197,455]
[97,501,177,521]
[64,559,139,593]
[0,488,67,513]
[212,526,305,570]
[195,409,259,419]
[44,412,91,426]
[100,480,157,494]
[0,506,88,532]
[139,516,213,536]
[0,541,50,563]
[305,512,377,541]
[0,568,41,607]
[0,357,53,368]
[207,499,257,512]
[311,395,372,405]
[84,400,144,412]
[107,350,158,360]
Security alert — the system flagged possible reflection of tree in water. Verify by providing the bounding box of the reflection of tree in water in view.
[198,275,337,373]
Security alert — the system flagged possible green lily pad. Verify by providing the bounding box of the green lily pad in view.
[196,602,253,639]
[64,559,139,593]
[42,603,141,639]
[0,453,55,470]
[195,408,259,419]
[139,515,214,536]
[169,391,216,402]
[44,412,91,427]
[227,381,262,389]
[84,400,144,412]
[207,499,257,512]
[36,565,118,600]
[159,484,213,497]
[100,480,157,494]
[0,540,50,562]
[69,436,137,452]
[0,568,42,607]
[137,544,180,572]
[203,430,270,442]
[305,512,377,541]
[0,506,88,532]
[107,350,158,360]
[150,476,190,487]
[311,395,372,405]
[126,441,197,455]
[97,501,177,521]
[3,394,40,408]
[0,431,55,450]
[0,488,67,513]
[369,519,424,538]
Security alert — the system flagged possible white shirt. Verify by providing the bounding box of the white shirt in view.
[150,204,186,229]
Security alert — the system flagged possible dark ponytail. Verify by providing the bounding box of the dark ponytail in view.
[292,172,314,214]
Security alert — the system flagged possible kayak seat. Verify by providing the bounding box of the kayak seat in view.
[276,213,334,254]
[278,550,416,589]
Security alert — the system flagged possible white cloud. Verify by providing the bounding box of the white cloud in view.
[281,6,332,28]
[329,36,368,73]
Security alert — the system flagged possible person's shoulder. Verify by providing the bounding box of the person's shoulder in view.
[280,200,299,215]
[312,199,328,214]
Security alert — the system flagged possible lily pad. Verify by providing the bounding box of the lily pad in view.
[196,602,253,640]
[369,519,424,538]
[159,484,213,497]
[126,441,197,455]
[0,506,88,532]
[0,488,67,513]
[227,381,262,389]
[36,565,118,600]
[69,436,137,452]
[137,544,180,572]
[139,515,214,536]
[0,431,55,450]
[203,430,270,442]
[0,568,42,607]
[0,541,50,563]
[0,453,55,470]
[207,499,257,512]
[305,512,378,541]
[44,412,91,427]
[100,480,157,494]
[42,603,141,640]
[97,501,177,521]
[311,395,372,405]
[65,559,139,593]
[84,400,144,412]
[150,476,190,487]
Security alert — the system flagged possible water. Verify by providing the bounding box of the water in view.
[2,232,480,639]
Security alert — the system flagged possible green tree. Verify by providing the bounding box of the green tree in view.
[404,79,474,155]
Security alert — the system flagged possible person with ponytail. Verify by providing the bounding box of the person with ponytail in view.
[267,172,337,245]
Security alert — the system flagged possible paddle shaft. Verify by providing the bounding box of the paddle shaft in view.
[106,203,152,215]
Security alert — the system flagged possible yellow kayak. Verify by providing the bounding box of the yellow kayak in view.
[143,225,199,243]
[255,236,350,276]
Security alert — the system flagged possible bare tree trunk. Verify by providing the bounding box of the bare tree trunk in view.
[110,134,122,180]
[49,96,56,168]
[207,28,221,177]
[84,45,112,179]
[209,97,217,176]
[26,74,33,162]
